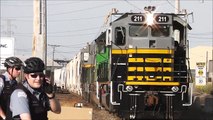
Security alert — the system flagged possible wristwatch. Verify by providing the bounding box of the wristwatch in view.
[48,93,55,99]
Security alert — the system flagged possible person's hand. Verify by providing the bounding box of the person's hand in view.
[43,78,53,94]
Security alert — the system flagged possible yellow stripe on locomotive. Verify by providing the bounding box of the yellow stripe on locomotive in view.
[127,76,172,81]
[125,81,180,86]
[112,48,176,86]
[128,67,172,72]
[112,49,174,54]
[128,58,172,63]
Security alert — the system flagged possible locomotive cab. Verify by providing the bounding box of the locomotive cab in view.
[105,10,193,119]
[86,6,194,119]
[55,7,194,120]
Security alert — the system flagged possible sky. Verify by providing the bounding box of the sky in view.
[0,0,212,61]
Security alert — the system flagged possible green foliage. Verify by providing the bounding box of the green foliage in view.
[195,82,213,94]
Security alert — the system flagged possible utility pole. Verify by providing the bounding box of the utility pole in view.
[48,44,60,67]
[175,0,180,14]
[32,0,47,66]
[48,44,60,84]
[212,0,213,86]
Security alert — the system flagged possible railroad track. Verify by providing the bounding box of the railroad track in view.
[55,93,213,120]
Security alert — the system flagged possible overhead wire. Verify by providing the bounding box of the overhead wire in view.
[46,1,82,6]
[188,36,212,39]
[48,15,105,22]
[1,15,105,23]
[0,1,115,45]
[2,1,212,59]
[47,32,96,37]
[188,32,212,35]
[48,27,100,34]
[123,0,143,11]
[1,2,116,19]
[166,0,181,13]
[1,1,82,6]
[48,2,116,16]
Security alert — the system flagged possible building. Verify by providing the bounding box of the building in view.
[0,37,15,70]
[189,46,213,81]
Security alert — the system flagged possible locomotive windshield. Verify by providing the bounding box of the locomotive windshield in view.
[151,24,170,37]
[115,27,126,45]
[129,24,148,37]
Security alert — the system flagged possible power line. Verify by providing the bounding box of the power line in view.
[1,15,105,22]
[47,2,116,16]
[47,15,105,22]
[1,2,33,6]
[47,1,81,6]
[47,32,97,37]
[12,26,100,34]
[166,0,180,12]
[189,32,212,35]
[1,2,115,19]
[188,36,213,39]
[1,1,80,6]
[47,27,100,34]
[123,0,142,11]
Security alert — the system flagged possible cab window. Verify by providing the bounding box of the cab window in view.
[151,25,170,37]
[129,24,148,37]
[115,27,126,46]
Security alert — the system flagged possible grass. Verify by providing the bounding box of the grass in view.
[194,82,213,94]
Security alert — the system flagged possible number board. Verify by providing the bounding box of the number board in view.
[131,15,145,22]
[155,15,169,23]
[130,14,172,24]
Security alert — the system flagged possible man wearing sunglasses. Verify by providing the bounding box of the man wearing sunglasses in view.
[9,57,61,120]
[0,57,23,120]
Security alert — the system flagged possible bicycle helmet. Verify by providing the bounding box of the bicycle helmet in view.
[23,57,45,73]
[4,57,23,68]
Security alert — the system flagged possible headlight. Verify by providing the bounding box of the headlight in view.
[126,86,133,92]
[171,86,179,92]
[146,13,154,26]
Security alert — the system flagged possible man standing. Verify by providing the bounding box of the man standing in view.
[9,57,61,120]
[0,57,23,120]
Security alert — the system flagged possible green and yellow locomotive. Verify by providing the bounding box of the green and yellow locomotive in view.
[65,7,193,120]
